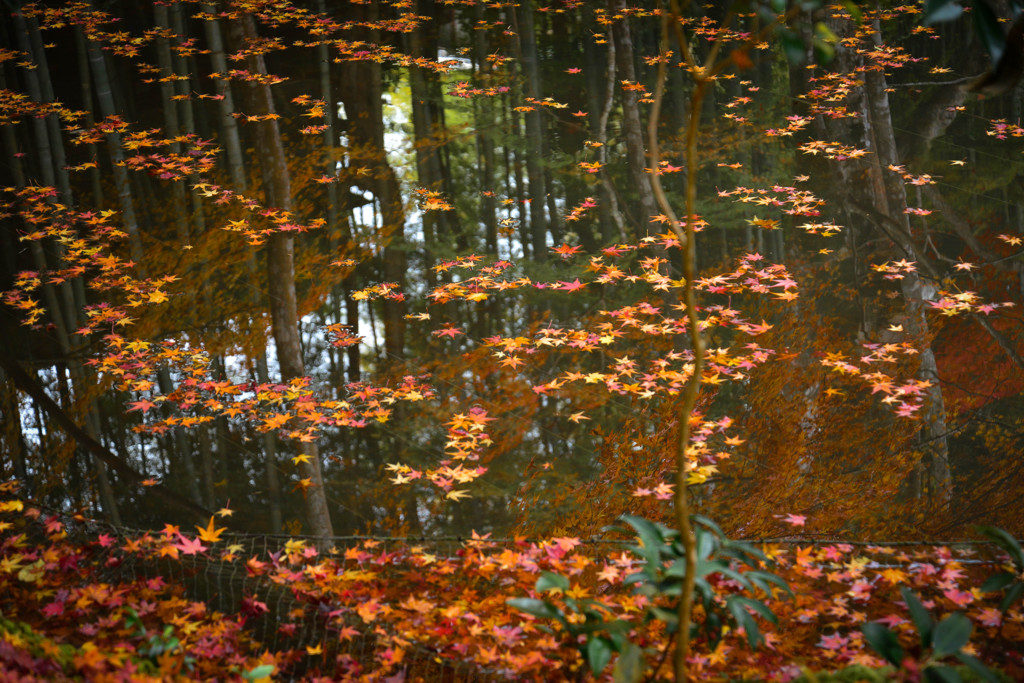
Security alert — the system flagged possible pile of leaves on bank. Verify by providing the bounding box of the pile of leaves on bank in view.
[2,489,1023,681]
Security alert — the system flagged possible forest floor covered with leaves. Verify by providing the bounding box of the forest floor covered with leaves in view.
[3,487,1024,682]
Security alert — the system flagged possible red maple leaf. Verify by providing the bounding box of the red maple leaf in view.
[127,399,157,413]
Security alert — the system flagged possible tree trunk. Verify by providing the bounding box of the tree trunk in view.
[85,34,145,267]
[231,13,334,540]
[596,19,627,242]
[153,4,192,245]
[514,1,549,259]
[473,2,499,256]
[7,25,120,520]
[862,66,951,505]
[610,0,657,235]
[337,4,407,364]
[0,369,30,488]
[205,5,286,530]
[74,28,103,205]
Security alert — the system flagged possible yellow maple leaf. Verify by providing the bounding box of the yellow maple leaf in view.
[195,516,226,543]
[291,453,311,465]
[446,489,471,501]
[878,567,908,584]
[400,595,434,613]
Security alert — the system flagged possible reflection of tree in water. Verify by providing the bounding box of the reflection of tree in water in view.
[0,0,1022,547]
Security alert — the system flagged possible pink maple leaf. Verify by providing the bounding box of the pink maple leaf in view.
[943,587,974,607]
[174,532,207,556]
[782,513,806,527]
[978,607,1002,627]
[432,326,463,338]
[556,278,586,292]
[819,633,848,650]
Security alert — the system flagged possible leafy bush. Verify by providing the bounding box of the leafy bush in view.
[509,513,791,680]
[861,587,997,682]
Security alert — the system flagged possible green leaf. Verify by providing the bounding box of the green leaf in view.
[1000,582,1024,613]
[932,612,972,658]
[705,611,724,650]
[924,665,963,683]
[586,636,613,674]
[692,514,725,537]
[649,606,678,628]
[622,570,648,586]
[901,587,934,647]
[612,642,645,683]
[600,618,632,637]
[747,570,793,599]
[696,527,716,560]
[922,0,964,25]
[620,515,666,566]
[693,576,715,607]
[980,571,1015,593]
[666,558,688,579]
[693,557,727,578]
[954,651,1000,683]
[536,571,570,594]
[714,563,755,590]
[740,610,763,649]
[727,597,763,648]
[574,619,617,636]
[242,664,275,681]
[862,622,904,666]
[620,514,667,544]
[728,541,769,566]
[731,595,778,624]
[978,526,1024,570]
[507,598,561,621]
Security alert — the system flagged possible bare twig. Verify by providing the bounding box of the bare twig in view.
[649,5,702,679]
[648,3,805,677]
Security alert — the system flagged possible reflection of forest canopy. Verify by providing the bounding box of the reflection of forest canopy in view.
[1,1,1023,544]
